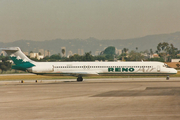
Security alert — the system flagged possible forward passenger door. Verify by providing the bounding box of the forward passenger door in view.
[157,65,161,72]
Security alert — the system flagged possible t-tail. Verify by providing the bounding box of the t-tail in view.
[1,47,35,71]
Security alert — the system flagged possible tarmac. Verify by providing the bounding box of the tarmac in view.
[0,77,180,120]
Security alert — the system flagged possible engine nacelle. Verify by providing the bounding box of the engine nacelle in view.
[27,66,53,73]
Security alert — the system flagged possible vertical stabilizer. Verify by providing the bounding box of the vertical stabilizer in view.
[1,47,35,70]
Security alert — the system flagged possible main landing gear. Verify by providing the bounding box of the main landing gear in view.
[166,75,169,80]
[77,76,83,82]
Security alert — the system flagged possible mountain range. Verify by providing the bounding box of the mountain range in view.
[0,32,180,55]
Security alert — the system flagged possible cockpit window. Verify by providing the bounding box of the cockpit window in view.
[164,64,171,68]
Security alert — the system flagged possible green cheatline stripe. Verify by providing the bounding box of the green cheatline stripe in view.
[36,72,176,76]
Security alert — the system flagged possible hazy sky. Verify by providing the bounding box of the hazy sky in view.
[0,0,180,42]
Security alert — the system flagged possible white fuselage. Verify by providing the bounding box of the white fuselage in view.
[28,61,177,76]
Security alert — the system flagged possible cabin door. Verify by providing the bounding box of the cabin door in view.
[157,65,161,72]
[52,65,54,71]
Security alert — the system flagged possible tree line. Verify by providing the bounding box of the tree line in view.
[0,56,11,73]
[29,42,180,63]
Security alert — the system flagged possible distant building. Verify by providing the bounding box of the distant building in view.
[37,55,44,60]
[68,51,73,56]
[78,49,80,55]
[39,49,44,56]
[30,53,44,60]
[30,53,38,58]
[78,49,84,55]
[81,49,84,55]
[152,53,160,58]
[171,59,180,62]
[141,53,148,57]
[0,51,6,56]
[149,54,154,59]
[116,49,122,55]
[95,51,101,56]
[7,60,14,64]
[44,50,50,57]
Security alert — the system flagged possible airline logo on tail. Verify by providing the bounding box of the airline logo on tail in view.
[1,47,35,71]
[10,54,30,64]
[10,55,35,71]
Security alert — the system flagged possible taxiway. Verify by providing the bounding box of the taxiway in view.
[0,78,180,120]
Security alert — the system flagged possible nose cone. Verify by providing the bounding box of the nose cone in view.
[172,69,177,74]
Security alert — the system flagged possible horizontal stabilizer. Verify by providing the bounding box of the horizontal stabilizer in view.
[1,47,20,51]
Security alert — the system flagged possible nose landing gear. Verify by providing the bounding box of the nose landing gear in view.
[77,76,83,82]
[166,75,169,80]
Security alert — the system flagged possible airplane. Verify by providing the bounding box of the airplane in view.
[1,47,177,81]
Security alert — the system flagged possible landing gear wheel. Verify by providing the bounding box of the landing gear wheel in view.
[166,75,169,80]
[77,77,83,82]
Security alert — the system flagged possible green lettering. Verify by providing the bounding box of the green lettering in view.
[108,67,135,72]
[122,68,128,72]
[129,68,134,72]
[108,68,114,72]
[115,68,121,72]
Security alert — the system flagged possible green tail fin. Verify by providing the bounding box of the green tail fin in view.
[1,47,35,71]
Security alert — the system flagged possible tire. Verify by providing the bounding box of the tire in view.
[77,77,83,82]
